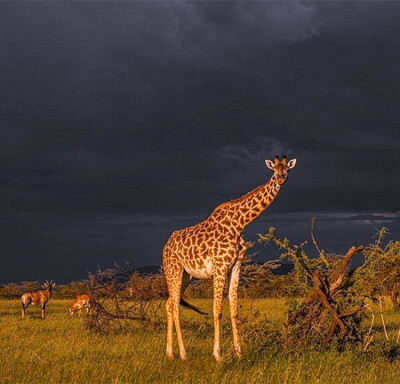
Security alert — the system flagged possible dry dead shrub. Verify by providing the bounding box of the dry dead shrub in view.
[84,265,167,332]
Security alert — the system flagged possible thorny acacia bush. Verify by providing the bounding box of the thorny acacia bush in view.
[257,223,400,352]
[351,227,400,307]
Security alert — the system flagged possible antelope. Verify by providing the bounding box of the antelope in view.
[69,294,90,317]
[21,280,56,319]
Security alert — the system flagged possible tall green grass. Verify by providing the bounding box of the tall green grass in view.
[1,298,399,383]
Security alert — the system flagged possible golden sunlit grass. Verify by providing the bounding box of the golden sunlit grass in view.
[1,298,400,383]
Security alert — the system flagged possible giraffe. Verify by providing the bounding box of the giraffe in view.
[162,155,296,360]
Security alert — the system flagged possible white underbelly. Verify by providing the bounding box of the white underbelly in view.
[184,261,213,279]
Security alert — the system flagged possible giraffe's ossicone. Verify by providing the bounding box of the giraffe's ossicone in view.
[163,155,297,361]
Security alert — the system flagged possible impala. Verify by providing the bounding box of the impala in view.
[21,280,56,319]
[69,294,90,317]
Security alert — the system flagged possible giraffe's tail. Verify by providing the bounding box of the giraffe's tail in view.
[180,299,208,315]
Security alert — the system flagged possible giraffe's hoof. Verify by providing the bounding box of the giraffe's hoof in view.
[213,353,222,362]
[180,353,188,361]
[166,353,175,361]
[235,346,242,359]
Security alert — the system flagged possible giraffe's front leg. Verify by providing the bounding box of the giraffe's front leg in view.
[228,262,242,358]
[213,272,226,361]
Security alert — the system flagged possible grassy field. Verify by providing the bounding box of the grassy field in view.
[1,298,400,383]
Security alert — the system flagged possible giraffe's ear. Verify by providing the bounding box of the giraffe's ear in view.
[287,159,297,169]
[265,159,275,171]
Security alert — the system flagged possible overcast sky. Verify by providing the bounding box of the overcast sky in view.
[0,1,399,283]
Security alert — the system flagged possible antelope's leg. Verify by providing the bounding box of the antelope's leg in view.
[21,298,30,319]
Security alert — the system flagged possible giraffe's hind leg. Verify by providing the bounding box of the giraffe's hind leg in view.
[165,264,187,360]
[228,262,243,358]
[228,237,246,358]
[165,296,175,360]
[180,270,192,299]
[213,271,227,361]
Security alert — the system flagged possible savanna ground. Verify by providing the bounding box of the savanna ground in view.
[1,298,400,384]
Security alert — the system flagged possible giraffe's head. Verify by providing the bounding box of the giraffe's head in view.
[265,155,296,185]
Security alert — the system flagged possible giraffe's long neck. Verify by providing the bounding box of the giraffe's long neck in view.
[232,175,281,230]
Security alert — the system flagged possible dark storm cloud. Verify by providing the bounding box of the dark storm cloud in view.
[0,1,399,282]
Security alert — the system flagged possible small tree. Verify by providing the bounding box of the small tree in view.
[352,227,400,307]
[258,222,366,348]
[0,283,21,298]
[21,281,40,293]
